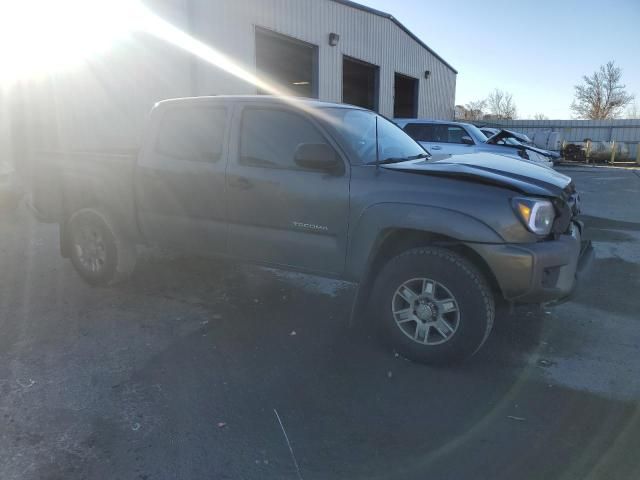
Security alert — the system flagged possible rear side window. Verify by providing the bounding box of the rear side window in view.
[403,123,436,142]
[447,126,467,143]
[156,107,227,162]
[240,108,328,170]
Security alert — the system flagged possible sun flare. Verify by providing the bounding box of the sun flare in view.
[0,0,146,84]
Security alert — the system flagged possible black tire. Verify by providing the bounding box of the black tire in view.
[67,208,136,286]
[372,247,495,365]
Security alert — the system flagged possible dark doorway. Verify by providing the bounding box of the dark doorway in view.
[255,28,318,98]
[394,73,419,118]
[342,56,379,111]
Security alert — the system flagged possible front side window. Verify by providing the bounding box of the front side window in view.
[156,107,227,162]
[322,108,426,164]
[239,108,328,170]
[447,126,467,143]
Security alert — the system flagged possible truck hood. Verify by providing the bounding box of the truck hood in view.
[381,152,572,197]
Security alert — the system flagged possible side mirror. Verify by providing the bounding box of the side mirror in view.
[294,143,342,173]
[461,135,474,145]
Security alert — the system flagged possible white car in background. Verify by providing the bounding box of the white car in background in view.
[395,119,554,168]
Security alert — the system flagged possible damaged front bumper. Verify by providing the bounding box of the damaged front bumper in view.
[469,221,594,304]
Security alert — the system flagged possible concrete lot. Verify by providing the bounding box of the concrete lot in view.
[1,167,639,480]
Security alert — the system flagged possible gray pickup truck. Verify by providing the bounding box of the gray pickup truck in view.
[27,96,592,364]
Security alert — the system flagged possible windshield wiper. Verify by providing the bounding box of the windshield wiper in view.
[376,152,430,165]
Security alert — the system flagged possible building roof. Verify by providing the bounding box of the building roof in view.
[330,0,457,74]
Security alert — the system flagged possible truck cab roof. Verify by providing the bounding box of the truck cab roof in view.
[155,95,365,111]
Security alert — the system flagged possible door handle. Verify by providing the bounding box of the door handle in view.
[230,176,251,190]
[431,146,442,150]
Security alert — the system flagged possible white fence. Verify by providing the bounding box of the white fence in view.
[473,119,640,163]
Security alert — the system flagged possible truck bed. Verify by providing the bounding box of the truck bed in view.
[28,149,140,238]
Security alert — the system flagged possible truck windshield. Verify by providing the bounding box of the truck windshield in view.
[321,108,427,165]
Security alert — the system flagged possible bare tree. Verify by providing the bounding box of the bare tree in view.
[454,105,466,120]
[454,100,486,121]
[570,61,634,119]
[487,89,517,119]
[464,99,487,121]
[626,102,640,119]
[533,113,548,120]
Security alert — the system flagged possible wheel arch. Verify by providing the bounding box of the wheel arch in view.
[363,228,502,293]
[345,203,504,281]
[59,172,139,257]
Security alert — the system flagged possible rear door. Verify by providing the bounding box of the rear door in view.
[136,103,230,255]
[226,103,350,275]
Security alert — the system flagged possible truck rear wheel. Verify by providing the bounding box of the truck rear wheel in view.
[372,247,494,365]
[67,208,136,286]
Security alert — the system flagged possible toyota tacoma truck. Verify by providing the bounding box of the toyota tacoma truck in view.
[26,96,593,364]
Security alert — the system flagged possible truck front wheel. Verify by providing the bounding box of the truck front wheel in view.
[67,208,136,286]
[372,247,495,364]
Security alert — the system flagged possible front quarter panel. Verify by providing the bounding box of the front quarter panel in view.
[344,166,542,281]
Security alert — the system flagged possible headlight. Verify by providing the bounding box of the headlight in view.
[512,197,555,235]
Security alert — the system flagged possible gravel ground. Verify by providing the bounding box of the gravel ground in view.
[1,167,639,480]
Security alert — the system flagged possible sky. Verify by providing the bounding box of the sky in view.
[358,0,640,119]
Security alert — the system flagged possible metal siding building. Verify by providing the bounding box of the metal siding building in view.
[8,0,456,154]
[190,0,457,119]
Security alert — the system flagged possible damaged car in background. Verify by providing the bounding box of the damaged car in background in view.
[480,127,562,164]
[26,96,592,364]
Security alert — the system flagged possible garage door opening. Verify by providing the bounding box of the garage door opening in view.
[394,73,419,118]
[255,28,318,98]
[342,56,379,111]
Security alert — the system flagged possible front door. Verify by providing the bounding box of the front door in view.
[226,104,350,275]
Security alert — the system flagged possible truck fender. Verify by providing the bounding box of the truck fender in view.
[345,202,504,282]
